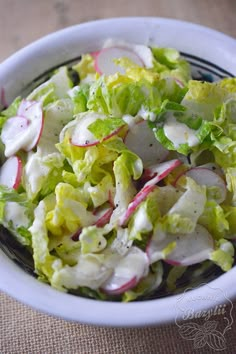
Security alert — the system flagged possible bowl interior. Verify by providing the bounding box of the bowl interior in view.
[0,17,236,326]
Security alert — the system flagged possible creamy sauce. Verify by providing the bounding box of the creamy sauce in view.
[122,114,138,129]
[114,247,149,279]
[220,241,233,254]
[163,113,199,148]
[4,202,29,228]
[103,247,149,291]
[137,106,156,121]
[133,206,152,233]
[24,152,50,195]
[72,112,106,145]
[52,253,112,290]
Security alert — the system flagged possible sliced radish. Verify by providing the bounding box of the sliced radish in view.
[101,246,149,295]
[146,224,214,266]
[93,204,113,228]
[175,167,226,204]
[173,77,184,88]
[1,100,43,157]
[108,189,115,208]
[124,120,169,167]
[94,47,144,76]
[71,227,82,241]
[71,114,99,147]
[90,50,100,58]
[70,113,125,147]
[142,159,182,187]
[17,99,36,116]
[19,100,44,151]
[198,163,224,177]
[0,156,22,189]
[119,185,156,226]
[1,116,29,143]
[95,208,113,227]
[119,160,181,226]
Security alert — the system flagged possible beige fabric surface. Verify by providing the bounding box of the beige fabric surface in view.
[0,0,236,353]
[1,291,236,354]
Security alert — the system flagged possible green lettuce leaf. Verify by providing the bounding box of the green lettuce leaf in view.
[0,96,21,118]
[68,84,90,114]
[29,200,63,285]
[87,75,146,117]
[80,225,108,254]
[210,239,234,271]
[198,200,229,240]
[28,67,73,105]
[73,54,96,81]
[152,47,191,84]
[46,182,95,236]
[87,117,125,141]
[164,177,207,233]
[0,186,35,246]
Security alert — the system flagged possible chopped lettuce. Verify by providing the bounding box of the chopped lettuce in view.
[29,200,63,284]
[73,54,96,81]
[152,47,191,84]
[0,96,21,118]
[80,225,108,254]
[0,186,34,245]
[164,177,206,233]
[199,200,229,239]
[210,239,234,271]
[0,41,235,301]
[46,183,96,236]
[28,67,72,105]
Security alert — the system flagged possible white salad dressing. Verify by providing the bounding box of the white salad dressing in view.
[132,206,153,233]
[220,241,233,254]
[137,105,156,122]
[163,113,199,148]
[101,246,149,293]
[4,202,29,228]
[72,113,101,144]
[122,114,139,129]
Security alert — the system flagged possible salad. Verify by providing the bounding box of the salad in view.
[0,39,235,302]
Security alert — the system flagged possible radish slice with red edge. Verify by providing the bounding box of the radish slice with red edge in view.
[71,228,82,241]
[93,204,113,228]
[119,159,181,226]
[142,159,182,187]
[198,163,224,177]
[70,113,125,147]
[119,184,156,226]
[175,167,226,204]
[94,47,144,76]
[19,100,44,151]
[146,224,214,266]
[101,246,149,295]
[1,100,43,156]
[0,156,22,189]
[173,77,184,88]
[1,116,29,145]
[17,99,36,116]
[124,120,169,167]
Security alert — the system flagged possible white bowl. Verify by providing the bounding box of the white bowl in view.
[0,17,236,327]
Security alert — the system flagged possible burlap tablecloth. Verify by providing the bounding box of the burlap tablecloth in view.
[1,0,236,353]
[1,291,236,354]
